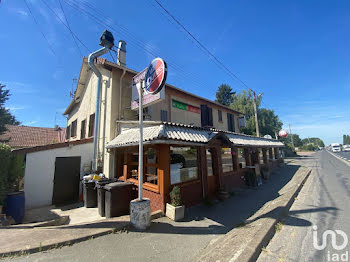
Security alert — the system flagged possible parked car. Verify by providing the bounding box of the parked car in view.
[343,145,350,152]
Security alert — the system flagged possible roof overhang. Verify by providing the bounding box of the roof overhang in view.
[106,122,284,149]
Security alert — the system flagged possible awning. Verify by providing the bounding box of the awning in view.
[106,122,284,149]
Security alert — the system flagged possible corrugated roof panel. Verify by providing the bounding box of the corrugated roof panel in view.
[106,122,284,148]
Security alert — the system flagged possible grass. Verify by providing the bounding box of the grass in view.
[275,222,283,232]
[261,246,267,252]
[38,242,42,252]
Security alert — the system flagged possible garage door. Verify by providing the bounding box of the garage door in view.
[52,157,81,205]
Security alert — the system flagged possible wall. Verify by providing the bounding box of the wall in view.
[149,86,241,132]
[24,142,93,209]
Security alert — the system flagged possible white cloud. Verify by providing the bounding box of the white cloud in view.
[8,7,28,18]
[6,106,26,112]
[1,81,38,94]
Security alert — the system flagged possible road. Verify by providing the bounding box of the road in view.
[334,151,350,162]
[258,150,350,262]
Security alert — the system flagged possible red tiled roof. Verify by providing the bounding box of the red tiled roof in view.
[0,125,66,149]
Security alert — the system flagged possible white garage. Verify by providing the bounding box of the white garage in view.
[15,139,93,209]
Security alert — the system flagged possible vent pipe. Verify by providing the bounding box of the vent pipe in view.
[117,40,126,67]
[88,30,114,172]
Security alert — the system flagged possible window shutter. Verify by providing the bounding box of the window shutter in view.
[160,110,168,122]
[200,105,208,127]
[208,107,213,127]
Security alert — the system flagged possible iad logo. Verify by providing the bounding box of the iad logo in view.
[312,225,348,261]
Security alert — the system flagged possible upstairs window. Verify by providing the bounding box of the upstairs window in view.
[65,125,71,140]
[218,110,223,122]
[88,113,95,137]
[160,110,168,122]
[80,119,86,139]
[71,120,77,137]
[227,113,235,132]
[200,105,213,127]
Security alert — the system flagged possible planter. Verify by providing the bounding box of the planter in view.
[166,203,185,221]
[5,191,25,224]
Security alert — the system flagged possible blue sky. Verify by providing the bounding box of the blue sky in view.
[1,0,349,145]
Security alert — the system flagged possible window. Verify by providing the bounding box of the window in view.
[65,125,71,140]
[71,120,77,137]
[81,119,86,139]
[124,147,160,188]
[200,105,213,127]
[218,110,223,122]
[238,148,246,168]
[221,148,234,173]
[160,110,168,122]
[227,113,235,132]
[88,113,95,137]
[145,148,158,185]
[170,146,198,184]
[206,149,214,176]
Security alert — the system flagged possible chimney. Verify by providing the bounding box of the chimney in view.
[117,40,126,67]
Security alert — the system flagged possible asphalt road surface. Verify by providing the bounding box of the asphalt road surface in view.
[334,151,350,162]
[258,150,350,262]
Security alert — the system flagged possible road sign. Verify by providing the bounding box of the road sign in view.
[279,129,288,138]
[131,66,165,110]
[145,57,167,94]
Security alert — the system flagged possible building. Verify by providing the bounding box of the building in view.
[63,51,245,177]
[19,41,284,211]
[0,125,66,149]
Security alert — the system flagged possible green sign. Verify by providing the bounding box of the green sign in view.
[172,100,187,111]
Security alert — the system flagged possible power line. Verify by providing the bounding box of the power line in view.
[152,0,250,89]
[40,0,91,54]
[62,0,216,93]
[58,0,83,57]
[23,0,56,56]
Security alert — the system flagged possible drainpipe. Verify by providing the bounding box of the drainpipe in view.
[88,30,114,172]
[119,69,126,121]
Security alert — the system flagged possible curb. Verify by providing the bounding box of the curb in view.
[0,222,130,259]
[0,210,164,258]
[196,166,312,262]
[328,151,350,166]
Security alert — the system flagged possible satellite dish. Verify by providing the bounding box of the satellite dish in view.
[279,129,288,138]
[263,135,272,139]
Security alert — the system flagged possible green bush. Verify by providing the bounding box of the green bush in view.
[8,154,25,192]
[0,144,25,206]
[169,186,182,207]
[0,144,12,206]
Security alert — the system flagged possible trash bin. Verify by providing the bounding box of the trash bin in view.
[83,180,97,208]
[104,182,135,218]
[96,179,114,217]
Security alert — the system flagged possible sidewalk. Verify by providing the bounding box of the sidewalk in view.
[0,215,130,257]
[1,159,309,261]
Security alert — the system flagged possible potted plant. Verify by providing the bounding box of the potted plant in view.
[166,186,185,221]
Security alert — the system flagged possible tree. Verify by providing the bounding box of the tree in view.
[229,89,282,136]
[0,84,20,134]
[301,137,325,148]
[343,134,350,145]
[258,108,283,138]
[215,84,235,106]
[280,134,302,147]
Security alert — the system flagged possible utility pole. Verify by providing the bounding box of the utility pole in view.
[251,90,260,137]
[289,124,295,148]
